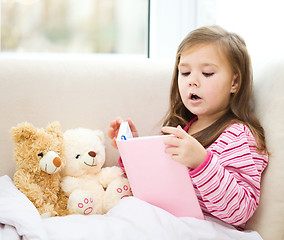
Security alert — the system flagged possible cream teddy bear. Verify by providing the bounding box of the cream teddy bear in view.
[10,121,69,217]
[60,128,132,215]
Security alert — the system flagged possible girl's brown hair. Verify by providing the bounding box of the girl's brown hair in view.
[163,25,267,153]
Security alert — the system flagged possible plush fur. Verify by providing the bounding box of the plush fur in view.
[10,122,69,217]
[61,128,132,215]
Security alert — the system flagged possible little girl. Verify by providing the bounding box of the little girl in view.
[108,25,268,229]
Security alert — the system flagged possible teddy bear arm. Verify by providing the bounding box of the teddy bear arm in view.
[14,170,45,206]
[53,188,71,216]
[97,166,124,188]
[42,186,59,204]
[60,176,81,196]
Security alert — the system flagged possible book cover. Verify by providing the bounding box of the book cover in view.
[116,134,204,219]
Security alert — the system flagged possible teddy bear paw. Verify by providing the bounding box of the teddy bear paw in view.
[103,177,132,213]
[68,190,96,215]
[115,184,132,199]
[77,196,94,215]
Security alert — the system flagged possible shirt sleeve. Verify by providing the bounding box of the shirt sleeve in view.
[188,125,268,226]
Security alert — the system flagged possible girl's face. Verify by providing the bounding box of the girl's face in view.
[178,43,238,123]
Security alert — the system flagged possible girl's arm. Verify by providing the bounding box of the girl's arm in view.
[189,124,268,226]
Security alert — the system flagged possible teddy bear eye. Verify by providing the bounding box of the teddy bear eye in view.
[38,153,44,158]
[75,154,80,159]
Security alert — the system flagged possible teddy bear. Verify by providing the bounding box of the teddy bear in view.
[10,121,69,217]
[60,127,132,215]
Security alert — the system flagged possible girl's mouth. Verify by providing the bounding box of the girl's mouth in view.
[190,93,201,100]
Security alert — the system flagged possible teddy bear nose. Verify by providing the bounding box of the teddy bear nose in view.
[88,151,97,158]
[53,157,62,168]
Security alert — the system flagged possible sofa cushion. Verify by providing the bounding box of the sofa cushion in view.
[245,58,284,240]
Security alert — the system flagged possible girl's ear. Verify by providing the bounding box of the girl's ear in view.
[231,74,239,93]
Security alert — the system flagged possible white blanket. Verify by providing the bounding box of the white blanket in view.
[0,175,263,240]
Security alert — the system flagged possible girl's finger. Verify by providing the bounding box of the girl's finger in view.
[165,145,179,155]
[126,118,139,137]
[107,127,114,139]
[162,126,187,138]
[163,135,181,147]
[108,117,123,139]
[109,118,122,132]
[171,154,179,162]
[112,137,118,149]
[114,117,123,129]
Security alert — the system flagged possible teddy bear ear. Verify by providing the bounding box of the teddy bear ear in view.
[10,122,37,143]
[93,130,105,144]
[46,121,63,139]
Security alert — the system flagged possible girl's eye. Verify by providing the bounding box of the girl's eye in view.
[181,72,190,76]
[38,152,44,158]
[203,72,214,77]
[75,154,80,159]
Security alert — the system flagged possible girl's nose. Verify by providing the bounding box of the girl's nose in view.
[188,73,200,87]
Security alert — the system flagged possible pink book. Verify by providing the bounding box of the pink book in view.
[116,134,204,219]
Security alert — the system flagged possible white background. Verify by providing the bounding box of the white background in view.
[150,0,284,67]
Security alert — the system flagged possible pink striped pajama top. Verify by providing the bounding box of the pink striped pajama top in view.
[118,121,268,229]
[185,122,268,229]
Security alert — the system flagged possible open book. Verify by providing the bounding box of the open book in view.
[116,122,204,219]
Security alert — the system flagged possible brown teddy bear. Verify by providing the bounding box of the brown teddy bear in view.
[10,121,69,217]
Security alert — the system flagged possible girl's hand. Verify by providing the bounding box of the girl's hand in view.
[108,117,139,149]
[162,126,207,169]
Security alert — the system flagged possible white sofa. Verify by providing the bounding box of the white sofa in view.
[0,54,283,240]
